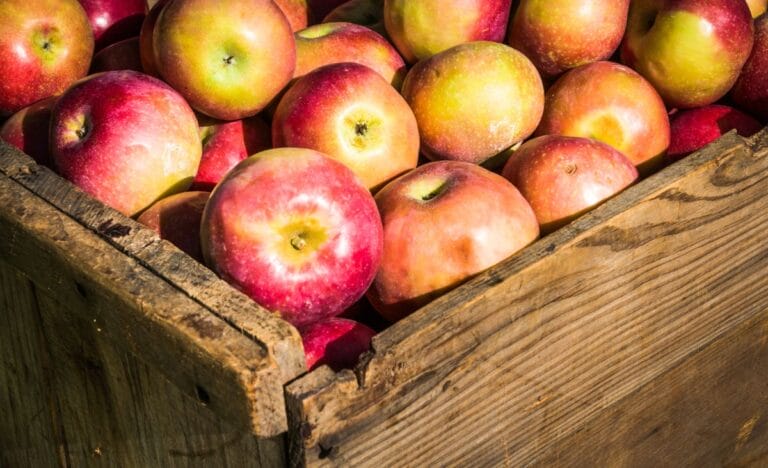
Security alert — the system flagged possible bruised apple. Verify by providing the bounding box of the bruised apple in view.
[368,161,539,322]
[502,135,639,233]
[201,148,384,328]
[50,70,202,217]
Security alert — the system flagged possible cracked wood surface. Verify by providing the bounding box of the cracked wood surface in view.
[287,131,768,466]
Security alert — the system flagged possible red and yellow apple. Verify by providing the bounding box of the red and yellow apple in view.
[507,0,630,80]
[273,62,419,191]
[50,70,202,217]
[273,0,310,32]
[136,191,210,263]
[294,22,406,88]
[300,317,376,371]
[536,61,670,175]
[667,105,762,161]
[401,41,544,165]
[367,160,539,322]
[502,135,639,233]
[153,0,296,119]
[138,0,169,76]
[191,114,272,191]
[0,0,94,117]
[201,147,384,328]
[621,0,754,109]
[383,0,513,63]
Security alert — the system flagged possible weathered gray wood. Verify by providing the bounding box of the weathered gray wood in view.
[0,258,287,466]
[287,131,768,466]
[0,168,294,437]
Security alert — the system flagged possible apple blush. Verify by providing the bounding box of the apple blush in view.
[201,148,384,328]
[667,105,762,162]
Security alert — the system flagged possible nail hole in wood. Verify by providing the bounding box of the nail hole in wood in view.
[75,282,87,298]
[195,385,210,405]
[318,444,336,459]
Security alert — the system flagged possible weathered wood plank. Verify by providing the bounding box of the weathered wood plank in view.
[0,170,290,437]
[0,139,305,385]
[287,131,768,466]
[0,261,66,468]
[535,310,768,468]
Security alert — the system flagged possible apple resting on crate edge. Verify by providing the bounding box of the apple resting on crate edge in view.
[367,160,539,323]
[300,317,376,371]
[137,191,210,264]
[201,147,384,328]
[730,13,768,123]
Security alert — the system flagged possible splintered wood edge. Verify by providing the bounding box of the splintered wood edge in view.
[284,129,761,458]
[0,143,305,437]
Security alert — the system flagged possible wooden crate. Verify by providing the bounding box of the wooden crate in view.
[2,129,768,467]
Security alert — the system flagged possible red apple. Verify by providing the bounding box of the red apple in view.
[50,70,202,217]
[667,105,762,162]
[300,317,376,371]
[273,62,419,191]
[274,0,310,32]
[78,0,145,50]
[502,135,639,233]
[731,14,768,122]
[536,61,670,175]
[507,0,630,80]
[136,191,209,263]
[294,22,405,89]
[90,36,143,73]
[0,96,57,167]
[153,0,296,120]
[384,0,512,63]
[138,0,169,77]
[201,147,384,328]
[324,0,386,37]
[367,160,539,322]
[0,0,94,117]
[191,114,272,191]
[621,0,754,109]
[401,41,544,165]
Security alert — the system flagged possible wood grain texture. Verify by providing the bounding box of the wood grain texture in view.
[0,139,305,385]
[287,130,768,466]
[0,259,286,467]
[0,167,293,437]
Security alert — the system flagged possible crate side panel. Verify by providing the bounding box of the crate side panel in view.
[0,261,66,467]
[287,134,768,465]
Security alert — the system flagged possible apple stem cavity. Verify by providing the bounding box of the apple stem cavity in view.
[223,55,236,66]
[355,122,368,136]
[291,234,308,251]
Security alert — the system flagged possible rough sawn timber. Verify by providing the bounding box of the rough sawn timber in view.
[287,131,768,466]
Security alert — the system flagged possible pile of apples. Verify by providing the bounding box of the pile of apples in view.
[1,0,766,371]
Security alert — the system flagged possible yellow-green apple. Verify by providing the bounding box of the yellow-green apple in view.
[502,135,639,233]
[667,105,762,161]
[536,61,670,175]
[731,14,768,121]
[78,0,145,50]
[274,0,310,32]
[367,160,539,322]
[90,36,143,73]
[138,0,169,76]
[507,0,630,80]
[324,0,386,37]
[201,148,383,327]
[191,114,272,191]
[50,70,202,217]
[0,96,57,167]
[294,22,405,88]
[401,41,544,165]
[153,0,296,120]
[136,191,210,263]
[0,0,94,117]
[300,317,376,371]
[621,0,754,109]
[747,0,767,17]
[273,62,419,191]
[384,0,513,63]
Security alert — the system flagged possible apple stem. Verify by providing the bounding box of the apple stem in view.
[291,235,307,251]
[223,55,235,65]
[355,122,368,136]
